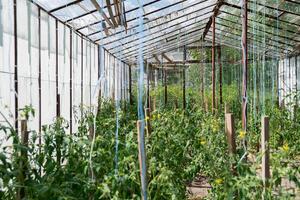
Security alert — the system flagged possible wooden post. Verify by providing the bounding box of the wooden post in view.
[146,62,150,108]
[70,30,73,135]
[57,94,61,117]
[225,113,236,154]
[205,98,209,112]
[81,37,84,116]
[89,124,94,141]
[217,46,223,106]
[164,69,167,106]
[212,16,216,113]
[109,54,117,101]
[224,103,230,114]
[183,46,187,109]
[241,0,248,131]
[129,65,133,105]
[14,0,18,132]
[201,61,205,109]
[38,8,42,145]
[137,120,147,200]
[145,108,151,137]
[88,123,94,200]
[261,116,270,186]
[55,19,59,118]
[17,120,29,200]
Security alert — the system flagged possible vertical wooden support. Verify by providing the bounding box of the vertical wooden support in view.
[120,61,123,102]
[17,120,28,200]
[89,124,94,141]
[89,44,92,107]
[57,94,61,117]
[112,56,115,100]
[224,103,230,114]
[217,46,223,106]
[241,0,248,131]
[136,120,148,200]
[205,98,209,112]
[88,123,94,200]
[164,69,167,106]
[183,45,187,110]
[212,17,216,113]
[14,0,18,132]
[129,65,133,105]
[276,61,280,107]
[70,30,73,134]
[38,8,42,146]
[145,108,151,137]
[81,36,83,116]
[153,69,158,111]
[146,62,150,108]
[55,20,59,117]
[225,113,236,154]
[261,116,270,186]
[201,62,205,109]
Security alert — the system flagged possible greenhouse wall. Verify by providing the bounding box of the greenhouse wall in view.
[278,55,300,107]
[0,0,105,138]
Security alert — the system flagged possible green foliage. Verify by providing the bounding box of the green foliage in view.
[0,92,299,199]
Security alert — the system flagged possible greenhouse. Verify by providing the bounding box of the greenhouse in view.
[0,0,299,199]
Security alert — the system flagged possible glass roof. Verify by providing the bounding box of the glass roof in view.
[32,0,300,64]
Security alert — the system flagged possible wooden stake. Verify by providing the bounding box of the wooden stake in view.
[14,0,18,132]
[164,70,167,106]
[212,16,216,113]
[153,96,156,111]
[57,94,61,117]
[217,46,223,106]
[145,108,151,137]
[241,0,248,130]
[183,45,187,109]
[129,65,133,105]
[261,116,270,186]
[137,120,148,200]
[201,61,205,109]
[224,103,230,114]
[146,62,150,108]
[225,113,236,154]
[17,120,29,200]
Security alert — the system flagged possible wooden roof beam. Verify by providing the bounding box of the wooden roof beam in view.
[91,0,115,29]
[202,0,224,40]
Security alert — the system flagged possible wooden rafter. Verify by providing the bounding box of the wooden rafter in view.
[202,0,224,40]
[94,0,210,43]
[153,55,161,64]
[114,0,120,25]
[162,53,174,64]
[91,0,115,29]
[106,0,118,27]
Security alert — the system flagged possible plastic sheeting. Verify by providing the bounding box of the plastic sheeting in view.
[278,55,300,108]
[0,0,104,137]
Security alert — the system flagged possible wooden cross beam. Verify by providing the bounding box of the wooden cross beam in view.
[153,54,161,64]
[91,0,115,29]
